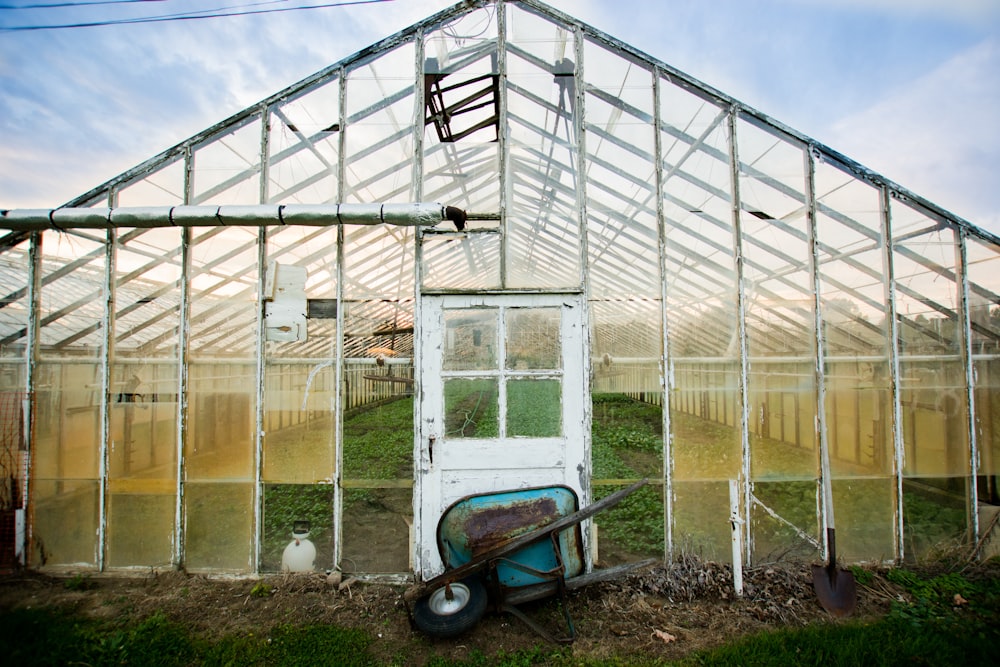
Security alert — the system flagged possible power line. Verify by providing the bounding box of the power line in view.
[0,0,393,31]
[0,0,168,8]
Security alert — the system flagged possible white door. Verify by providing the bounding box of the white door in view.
[415,293,589,579]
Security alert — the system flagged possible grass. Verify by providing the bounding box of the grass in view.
[0,608,378,667]
[2,566,997,666]
[342,397,414,479]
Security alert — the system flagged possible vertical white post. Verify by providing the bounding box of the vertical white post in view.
[729,479,743,597]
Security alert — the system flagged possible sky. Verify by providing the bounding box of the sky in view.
[1,0,998,235]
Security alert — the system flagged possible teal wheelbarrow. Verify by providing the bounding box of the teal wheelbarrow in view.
[404,479,654,643]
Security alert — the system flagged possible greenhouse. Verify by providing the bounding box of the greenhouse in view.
[0,0,998,579]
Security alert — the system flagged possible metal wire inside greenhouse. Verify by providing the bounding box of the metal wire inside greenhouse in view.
[1,0,998,580]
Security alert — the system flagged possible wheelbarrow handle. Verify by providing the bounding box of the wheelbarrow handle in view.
[405,478,648,603]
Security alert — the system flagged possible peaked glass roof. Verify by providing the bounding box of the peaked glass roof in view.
[4,0,986,365]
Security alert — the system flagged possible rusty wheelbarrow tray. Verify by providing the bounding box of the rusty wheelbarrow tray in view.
[405,478,655,642]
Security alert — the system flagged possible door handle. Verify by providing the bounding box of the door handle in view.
[428,435,435,465]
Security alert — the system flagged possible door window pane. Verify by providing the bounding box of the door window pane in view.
[506,308,560,370]
[444,378,498,438]
[443,309,497,371]
[507,378,561,437]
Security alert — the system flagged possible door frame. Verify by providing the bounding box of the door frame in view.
[413,291,590,580]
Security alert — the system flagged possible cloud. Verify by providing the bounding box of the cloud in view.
[825,38,1000,235]
[787,0,1000,22]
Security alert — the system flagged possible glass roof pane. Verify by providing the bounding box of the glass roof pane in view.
[344,44,415,204]
[738,120,813,357]
[116,158,186,207]
[891,201,960,356]
[422,12,500,213]
[814,160,889,355]
[191,119,263,206]
[505,5,579,289]
[966,236,1000,351]
[268,76,340,205]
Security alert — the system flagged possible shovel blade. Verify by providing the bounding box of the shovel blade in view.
[812,563,857,618]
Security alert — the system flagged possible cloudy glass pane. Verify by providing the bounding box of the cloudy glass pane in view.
[343,44,415,205]
[423,9,501,213]
[268,77,341,205]
[262,226,338,485]
[107,227,181,568]
[965,237,1000,479]
[191,119,263,205]
[585,41,657,300]
[115,159,186,207]
[505,4,580,289]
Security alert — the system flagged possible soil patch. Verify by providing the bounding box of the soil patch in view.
[0,556,916,664]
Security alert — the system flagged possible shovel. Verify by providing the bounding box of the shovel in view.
[812,470,857,617]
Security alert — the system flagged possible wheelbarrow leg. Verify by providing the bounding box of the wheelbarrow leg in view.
[498,531,577,644]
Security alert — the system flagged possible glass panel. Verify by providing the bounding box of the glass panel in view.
[191,119,263,206]
[661,79,739,561]
[342,300,414,410]
[506,307,559,369]
[443,308,498,371]
[585,41,658,300]
[262,226,338,485]
[892,204,970,559]
[107,227,181,567]
[342,488,412,574]
[505,5,581,289]
[507,378,560,437]
[0,235,31,365]
[261,484,335,573]
[444,378,498,439]
[422,8,501,213]
[31,479,100,567]
[32,230,105,567]
[343,398,413,481]
[751,480,818,561]
[672,481,731,561]
[593,482,665,564]
[0,237,30,568]
[115,159,186,207]
[106,494,174,567]
[422,234,501,291]
[834,478,895,562]
[183,483,253,571]
[590,296,664,563]
[344,44,415,205]
[342,225,415,300]
[966,238,1000,505]
[738,120,818,564]
[814,161,895,560]
[184,227,258,571]
[268,77,340,205]
[341,342,413,576]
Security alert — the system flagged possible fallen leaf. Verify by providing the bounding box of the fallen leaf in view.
[653,629,677,644]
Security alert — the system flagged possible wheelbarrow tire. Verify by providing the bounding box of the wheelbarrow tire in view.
[413,576,487,638]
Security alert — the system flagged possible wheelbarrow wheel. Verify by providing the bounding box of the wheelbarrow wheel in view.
[413,576,487,638]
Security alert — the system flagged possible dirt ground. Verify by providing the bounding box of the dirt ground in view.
[0,555,919,665]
